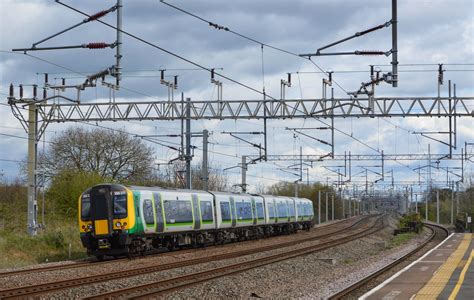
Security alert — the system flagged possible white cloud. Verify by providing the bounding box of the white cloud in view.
[0,0,472,194]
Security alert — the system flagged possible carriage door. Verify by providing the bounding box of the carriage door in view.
[251,198,257,225]
[153,193,164,233]
[90,185,113,236]
[192,194,201,230]
[229,197,237,227]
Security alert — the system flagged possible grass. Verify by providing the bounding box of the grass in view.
[389,232,417,248]
[0,221,87,270]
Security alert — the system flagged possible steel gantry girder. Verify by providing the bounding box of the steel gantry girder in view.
[255,153,470,162]
[34,96,473,122]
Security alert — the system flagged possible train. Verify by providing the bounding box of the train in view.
[78,184,315,259]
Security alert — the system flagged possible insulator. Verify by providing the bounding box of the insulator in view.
[87,10,110,22]
[357,51,384,56]
[287,73,291,84]
[44,73,48,84]
[88,69,109,82]
[370,65,374,76]
[9,83,14,97]
[19,84,23,98]
[33,85,37,98]
[328,72,332,82]
[43,88,47,99]
[211,68,215,80]
[62,78,66,86]
[160,70,164,81]
[174,76,178,87]
[438,64,444,84]
[86,42,109,49]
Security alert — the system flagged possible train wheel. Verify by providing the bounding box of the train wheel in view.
[96,255,104,261]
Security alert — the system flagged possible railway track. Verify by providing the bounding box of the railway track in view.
[0,215,383,299]
[328,222,450,299]
[85,216,385,299]
[0,215,368,279]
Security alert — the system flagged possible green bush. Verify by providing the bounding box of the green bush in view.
[46,169,110,218]
[42,230,65,250]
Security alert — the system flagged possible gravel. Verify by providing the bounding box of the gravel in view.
[5,215,428,299]
[0,217,362,295]
[163,215,432,299]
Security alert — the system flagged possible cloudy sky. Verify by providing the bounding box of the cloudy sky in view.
[0,0,473,195]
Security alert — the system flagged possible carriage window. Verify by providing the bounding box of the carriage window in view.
[113,193,127,218]
[81,196,91,221]
[236,201,252,220]
[288,201,295,217]
[220,202,231,221]
[256,202,265,219]
[164,200,193,223]
[143,200,154,224]
[200,201,213,222]
[277,202,288,218]
[268,202,275,218]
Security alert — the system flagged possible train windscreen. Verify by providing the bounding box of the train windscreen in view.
[81,195,91,221]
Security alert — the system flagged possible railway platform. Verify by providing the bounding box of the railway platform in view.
[361,231,473,300]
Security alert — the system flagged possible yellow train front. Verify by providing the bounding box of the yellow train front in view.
[78,184,136,259]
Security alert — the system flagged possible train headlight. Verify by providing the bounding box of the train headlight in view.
[87,224,93,231]
[115,221,122,228]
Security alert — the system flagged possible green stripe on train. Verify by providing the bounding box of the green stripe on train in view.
[129,190,144,234]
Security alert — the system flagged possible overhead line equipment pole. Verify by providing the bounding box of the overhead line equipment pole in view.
[391,0,398,87]
[185,98,192,189]
[115,0,122,87]
[318,190,321,224]
[202,129,209,191]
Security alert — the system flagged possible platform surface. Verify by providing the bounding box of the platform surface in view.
[361,232,473,300]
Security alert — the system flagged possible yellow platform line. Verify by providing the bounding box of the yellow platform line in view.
[413,234,472,300]
[448,249,474,300]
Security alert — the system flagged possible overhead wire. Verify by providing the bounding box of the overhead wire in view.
[158,0,350,95]
[55,1,271,99]
[3,3,465,186]
[51,2,386,158]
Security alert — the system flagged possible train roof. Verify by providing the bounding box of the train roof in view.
[94,184,313,202]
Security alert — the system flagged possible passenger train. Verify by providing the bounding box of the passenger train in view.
[79,184,314,259]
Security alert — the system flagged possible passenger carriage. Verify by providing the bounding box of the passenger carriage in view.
[79,184,314,259]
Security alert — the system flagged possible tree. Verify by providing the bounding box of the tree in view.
[132,161,229,192]
[46,169,109,218]
[42,127,154,183]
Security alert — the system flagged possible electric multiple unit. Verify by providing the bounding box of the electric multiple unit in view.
[79,184,314,259]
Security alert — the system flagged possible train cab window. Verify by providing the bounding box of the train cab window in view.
[220,202,231,221]
[143,200,154,224]
[200,201,213,222]
[268,202,275,218]
[113,193,127,218]
[256,202,265,219]
[81,196,91,221]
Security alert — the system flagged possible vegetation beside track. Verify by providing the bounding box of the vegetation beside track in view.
[0,222,86,269]
[389,232,417,248]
